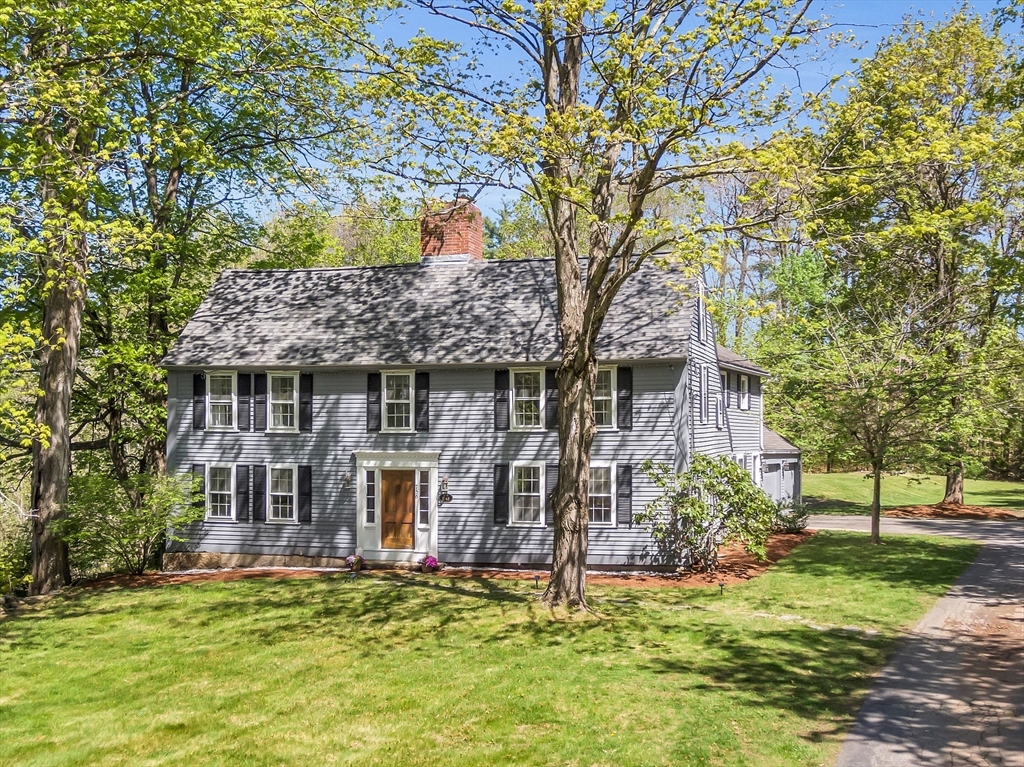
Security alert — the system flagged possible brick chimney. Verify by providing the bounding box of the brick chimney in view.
[420,198,484,262]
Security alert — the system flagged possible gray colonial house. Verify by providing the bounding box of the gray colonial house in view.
[161,201,800,570]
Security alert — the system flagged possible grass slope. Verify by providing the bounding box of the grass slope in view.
[0,532,979,767]
[803,473,1024,514]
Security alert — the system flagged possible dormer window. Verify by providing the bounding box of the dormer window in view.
[207,372,235,429]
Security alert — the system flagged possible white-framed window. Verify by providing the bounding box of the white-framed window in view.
[206,371,236,430]
[417,469,430,527]
[511,370,544,430]
[382,371,414,432]
[720,372,728,408]
[365,469,376,525]
[739,374,750,410]
[594,366,617,429]
[697,364,709,424]
[588,463,615,526]
[207,465,234,519]
[269,373,299,432]
[511,462,544,525]
[268,464,297,523]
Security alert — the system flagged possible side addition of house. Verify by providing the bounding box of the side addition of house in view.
[161,200,800,570]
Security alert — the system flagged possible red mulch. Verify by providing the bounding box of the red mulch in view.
[883,503,1022,521]
[77,531,816,592]
[442,531,815,588]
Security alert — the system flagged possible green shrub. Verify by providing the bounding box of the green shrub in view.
[773,500,810,533]
[0,500,31,595]
[636,455,777,572]
[59,473,204,576]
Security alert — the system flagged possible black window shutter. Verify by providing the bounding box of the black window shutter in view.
[494,369,510,431]
[299,373,313,432]
[235,465,250,522]
[253,374,267,432]
[192,374,206,430]
[252,465,267,522]
[415,372,430,432]
[545,462,559,527]
[191,464,206,507]
[617,367,633,431]
[237,374,252,432]
[545,369,558,430]
[493,463,510,525]
[298,465,312,524]
[367,372,382,432]
[616,464,633,527]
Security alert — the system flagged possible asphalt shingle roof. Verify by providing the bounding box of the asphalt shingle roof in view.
[763,426,800,454]
[162,258,699,368]
[716,344,769,375]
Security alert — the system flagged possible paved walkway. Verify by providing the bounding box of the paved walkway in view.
[809,516,1024,766]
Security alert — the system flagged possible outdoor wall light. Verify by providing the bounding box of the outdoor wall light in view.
[437,476,453,506]
[343,471,352,488]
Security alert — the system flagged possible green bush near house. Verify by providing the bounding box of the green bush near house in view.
[0,532,978,767]
[803,472,1024,515]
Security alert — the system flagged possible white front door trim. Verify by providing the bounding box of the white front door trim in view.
[354,450,440,561]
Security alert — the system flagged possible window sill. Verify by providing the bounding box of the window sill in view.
[204,516,236,522]
[380,427,416,434]
[205,426,238,433]
[266,427,299,434]
[508,426,546,433]
[265,518,299,525]
[508,521,546,528]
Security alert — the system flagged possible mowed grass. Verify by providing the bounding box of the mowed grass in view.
[803,472,1024,514]
[0,532,979,767]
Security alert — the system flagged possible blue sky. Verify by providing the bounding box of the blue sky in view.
[377,0,1003,216]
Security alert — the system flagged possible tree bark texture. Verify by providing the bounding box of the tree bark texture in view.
[31,249,87,594]
[943,459,965,504]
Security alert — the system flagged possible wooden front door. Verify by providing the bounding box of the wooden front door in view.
[381,470,415,549]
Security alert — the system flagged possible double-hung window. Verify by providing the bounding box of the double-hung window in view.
[383,371,413,431]
[269,465,296,522]
[594,367,616,429]
[511,463,543,525]
[207,372,235,429]
[207,465,233,519]
[269,373,298,431]
[588,465,614,526]
[512,370,543,430]
[739,374,750,411]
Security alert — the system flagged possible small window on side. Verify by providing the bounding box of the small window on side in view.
[365,469,376,525]
[739,375,750,410]
[418,470,430,526]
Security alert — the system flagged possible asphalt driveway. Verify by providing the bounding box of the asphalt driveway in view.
[808,516,1024,766]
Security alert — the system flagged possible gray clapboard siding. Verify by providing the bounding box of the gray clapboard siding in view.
[168,363,683,565]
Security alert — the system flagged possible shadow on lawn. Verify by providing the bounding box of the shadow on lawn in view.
[642,622,888,736]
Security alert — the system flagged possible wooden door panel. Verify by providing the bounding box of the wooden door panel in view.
[381,470,415,549]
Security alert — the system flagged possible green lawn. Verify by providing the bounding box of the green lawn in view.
[0,532,979,767]
[803,472,1024,514]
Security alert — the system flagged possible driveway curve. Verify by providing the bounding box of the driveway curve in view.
[809,515,1024,766]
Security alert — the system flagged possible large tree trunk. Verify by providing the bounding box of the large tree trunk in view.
[31,246,87,594]
[544,358,597,609]
[943,459,965,505]
[869,458,882,545]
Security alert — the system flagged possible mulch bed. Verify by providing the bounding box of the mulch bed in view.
[75,530,815,592]
[883,503,1022,521]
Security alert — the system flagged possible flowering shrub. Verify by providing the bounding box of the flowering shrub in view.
[635,455,777,572]
[418,555,439,569]
[346,554,365,568]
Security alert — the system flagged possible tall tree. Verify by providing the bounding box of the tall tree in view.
[385,0,820,607]
[808,10,1023,502]
[1,0,391,592]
